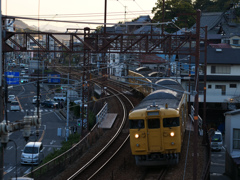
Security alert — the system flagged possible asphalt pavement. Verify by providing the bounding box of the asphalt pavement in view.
[210,135,231,180]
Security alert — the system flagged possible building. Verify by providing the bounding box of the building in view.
[224,110,240,180]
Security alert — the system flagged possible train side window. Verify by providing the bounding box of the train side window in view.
[129,119,144,129]
[163,117,180,127]
[148,119,160,129]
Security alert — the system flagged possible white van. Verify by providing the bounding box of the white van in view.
[210,130,223,151]
[21,142,44,165]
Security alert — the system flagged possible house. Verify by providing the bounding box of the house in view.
[224,110,240,180]
[180,45,240,106]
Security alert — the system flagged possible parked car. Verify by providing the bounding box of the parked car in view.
[20,63,25,68]
[21,142,44,165]
[10,101,20,111]
[41,99,58,108]
[8,95,16,103]
[210,130,223,151]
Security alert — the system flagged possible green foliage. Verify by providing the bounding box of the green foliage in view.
[88,111,96,129]
[152,0,195,33]
[73,104,80,117]
[95,25,103,33]
[152,0,240,33]
[42,133,81,164]
[194,0,238,12]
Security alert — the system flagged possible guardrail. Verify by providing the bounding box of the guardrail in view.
[189,105,203,136]
[23,123,104,179]
[96,102,108,124]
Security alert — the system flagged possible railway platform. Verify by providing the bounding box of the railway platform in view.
[98,113,118,129]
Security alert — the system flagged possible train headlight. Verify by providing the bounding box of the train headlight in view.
[135,134,140,138]
[170,132,175,137]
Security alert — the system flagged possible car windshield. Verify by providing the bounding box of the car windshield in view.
[9,95,15,98]
[24,147,39,154]
[11,102,19,105]
[211,134,222,142]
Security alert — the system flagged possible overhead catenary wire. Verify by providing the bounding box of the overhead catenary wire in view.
[4,15,172,26]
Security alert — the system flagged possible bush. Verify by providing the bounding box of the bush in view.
[42,133,81,164]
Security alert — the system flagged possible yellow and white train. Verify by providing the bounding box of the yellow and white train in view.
[128,69,188,166]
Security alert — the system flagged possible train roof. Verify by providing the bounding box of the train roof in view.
[155,79,185,92]
[132,89,183,111]
[132,79,185,111]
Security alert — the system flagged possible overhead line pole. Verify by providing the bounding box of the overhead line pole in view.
[193,9,201,180]
[0,0,4,179]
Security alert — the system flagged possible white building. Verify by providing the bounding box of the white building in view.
[224,110,240,179]
[180,45,240,110]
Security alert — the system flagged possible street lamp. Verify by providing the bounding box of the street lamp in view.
[8,139,18,180]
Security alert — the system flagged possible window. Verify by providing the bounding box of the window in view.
[230,84,237,88]
[223,39,230,44]
[215,85,226,95]
[233,39,239,45]
[148,119,160,129]
[233,129,240,149]
[129,119,144,129]
[163,117,180,127]
[208,85,212,89]
[111,54,116,62]
[211,65,230,74]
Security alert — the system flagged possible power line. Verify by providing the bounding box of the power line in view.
[4,15,172,26]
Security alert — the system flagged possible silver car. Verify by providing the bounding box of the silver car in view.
[8,95,16,103]
[21,142,44,165]
[10,101,20,111]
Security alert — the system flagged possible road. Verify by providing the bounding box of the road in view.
[210,136,231,180]
[3,66,73,179]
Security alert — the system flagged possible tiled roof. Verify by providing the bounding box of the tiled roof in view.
[221,23,240,37]
[178,46,240,65]
[190,12,224,35]
[209,43,232,48]
[139,54,166,64]
[133,25,161,34]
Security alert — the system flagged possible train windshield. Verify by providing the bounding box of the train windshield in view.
[129,119,145,129]
[163,117,179,127]
[148,118,160,129]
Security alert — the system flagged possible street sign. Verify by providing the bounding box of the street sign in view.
[47,74,60,83]
[5,72,19,85]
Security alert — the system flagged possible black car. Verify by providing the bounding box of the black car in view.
[41,99,59,108]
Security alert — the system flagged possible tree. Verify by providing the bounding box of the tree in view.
[194,0,239,12]
[152,0,195,33]
[194,0,214,11]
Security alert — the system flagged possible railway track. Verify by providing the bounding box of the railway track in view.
[38,66,138,179]
[140,167,168,180]
[64,84,134,180]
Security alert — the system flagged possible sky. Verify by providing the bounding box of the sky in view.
[2,0,158,32]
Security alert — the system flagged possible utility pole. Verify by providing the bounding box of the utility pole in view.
[0,0,4,178]
[193,9,201,180]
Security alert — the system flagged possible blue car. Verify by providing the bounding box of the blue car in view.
[41,99,59,108]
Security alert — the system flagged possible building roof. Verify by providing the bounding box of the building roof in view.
[224,109,240,115]
[179,46,240,65]
[133,25,161,34]
[209,43,232,48]
[139,54,166,64]
[190,12,224,35]
[221,23,240,37]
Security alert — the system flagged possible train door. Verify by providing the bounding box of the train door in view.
[147,118,162,151]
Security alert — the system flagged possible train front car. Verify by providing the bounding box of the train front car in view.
[129,79,187,166]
